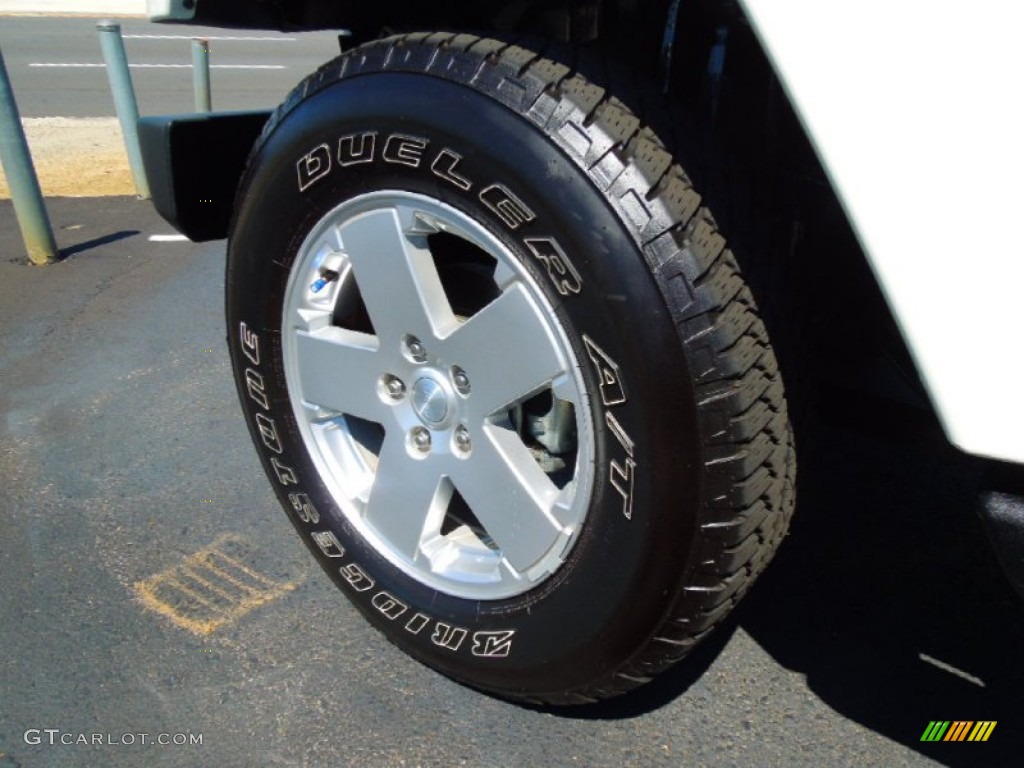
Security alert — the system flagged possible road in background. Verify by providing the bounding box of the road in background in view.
[0,1,144,12]
[0,16,340,117]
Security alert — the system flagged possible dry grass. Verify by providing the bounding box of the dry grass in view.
[0,117,136,198]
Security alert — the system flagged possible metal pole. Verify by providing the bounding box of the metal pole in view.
[97,20,150,199]
[0,48,57,265]
[191,38,211,112]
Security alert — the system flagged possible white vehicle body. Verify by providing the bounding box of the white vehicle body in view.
[741,0,1024,464]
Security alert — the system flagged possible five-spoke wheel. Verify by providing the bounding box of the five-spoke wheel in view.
[283,193,593,599]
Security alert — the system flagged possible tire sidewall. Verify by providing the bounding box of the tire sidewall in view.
[227,72,703,696]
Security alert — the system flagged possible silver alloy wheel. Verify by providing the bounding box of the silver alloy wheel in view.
[282,191,594,600]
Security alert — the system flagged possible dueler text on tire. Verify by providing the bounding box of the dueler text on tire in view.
[226,33,796,705]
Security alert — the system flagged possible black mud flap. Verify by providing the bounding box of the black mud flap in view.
[139,111,271,242]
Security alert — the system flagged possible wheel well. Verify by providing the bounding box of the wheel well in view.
[185,1,616,43]
[658,1,930,416]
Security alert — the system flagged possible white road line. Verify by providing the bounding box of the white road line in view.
[210,64,285,69]
[123,35,297,41]
[918,653,986,687]
[149,234,189,242]
[30,63,286,69]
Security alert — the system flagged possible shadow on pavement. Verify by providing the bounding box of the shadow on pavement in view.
[1,197,149,265]
[738,393,1024,767]
[60,229,140,259]
[554,392,1024,766]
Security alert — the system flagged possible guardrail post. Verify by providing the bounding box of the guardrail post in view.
[192,38,211,112]
[0,48,57,265]
[97,20,150,199]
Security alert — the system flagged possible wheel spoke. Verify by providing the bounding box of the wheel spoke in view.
[340,207,458,347]
[441,284,568,418]
[452,422,562,574]
[363,432,449,562]
[294,327,384,422]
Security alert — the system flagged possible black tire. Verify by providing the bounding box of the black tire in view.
[226,33,795,705]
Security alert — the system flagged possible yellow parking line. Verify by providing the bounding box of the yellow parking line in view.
[134,534,299,635]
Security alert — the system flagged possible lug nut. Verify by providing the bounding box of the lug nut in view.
[410,427,432,453]
[454,425,472,453]
[380,374,406,402]
[404,335,428,363]
[452,367,471,395]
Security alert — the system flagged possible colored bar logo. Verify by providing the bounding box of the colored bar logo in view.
[921,721,996,742]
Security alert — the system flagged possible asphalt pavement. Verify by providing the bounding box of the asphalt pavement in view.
[2,196,1023,768]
